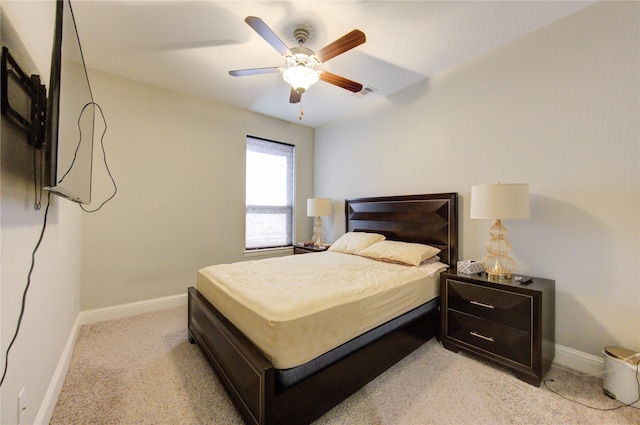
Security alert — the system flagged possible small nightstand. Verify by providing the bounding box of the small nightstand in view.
[440,271,555,386]
[293,245,329,254]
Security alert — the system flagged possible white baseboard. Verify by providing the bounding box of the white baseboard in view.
[79,293,188,325]
[38,295,603,423]
[35,293,188,423]
[551,342,605,376]
[34,314,81,425]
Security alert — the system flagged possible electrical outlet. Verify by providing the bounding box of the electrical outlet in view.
[18,388,27,424]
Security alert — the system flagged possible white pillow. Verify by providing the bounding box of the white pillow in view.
[358,240,441,266]
[328,232,386,255]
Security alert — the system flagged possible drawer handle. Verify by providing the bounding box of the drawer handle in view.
[470,300,495,309]
[470,331,494,342]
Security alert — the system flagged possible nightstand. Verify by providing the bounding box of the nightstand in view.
[440,271,555,386]
[293,245,329,254]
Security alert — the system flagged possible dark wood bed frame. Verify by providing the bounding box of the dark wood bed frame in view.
[188,193,458,425]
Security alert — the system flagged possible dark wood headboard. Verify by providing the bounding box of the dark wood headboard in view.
[345,193,458,267]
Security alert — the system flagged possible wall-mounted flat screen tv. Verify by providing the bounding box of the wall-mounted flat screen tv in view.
[44,0,94,204]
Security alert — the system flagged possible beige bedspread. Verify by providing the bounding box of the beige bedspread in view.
[197,251,446,369]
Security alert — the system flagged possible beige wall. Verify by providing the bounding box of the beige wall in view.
[80,70,315,310]
[315,1,639,358]
[1,2,81,425]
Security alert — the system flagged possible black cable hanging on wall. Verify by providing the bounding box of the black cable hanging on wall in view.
[79,102,116,213]
[0,192,51,387]
[58,101,116,213]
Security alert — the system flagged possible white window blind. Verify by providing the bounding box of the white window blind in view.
[245,136,295,249]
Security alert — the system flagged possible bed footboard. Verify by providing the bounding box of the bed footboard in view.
[188,287,275,424]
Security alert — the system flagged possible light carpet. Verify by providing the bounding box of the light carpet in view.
[50,306,640,424]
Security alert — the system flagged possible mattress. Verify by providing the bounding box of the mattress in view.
[197,251,446,369]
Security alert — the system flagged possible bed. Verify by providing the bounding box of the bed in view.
[188,192,458,425]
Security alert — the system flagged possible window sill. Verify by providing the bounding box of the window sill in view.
[243,246,293,259]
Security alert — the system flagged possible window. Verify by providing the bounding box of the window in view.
[245,136,295,250]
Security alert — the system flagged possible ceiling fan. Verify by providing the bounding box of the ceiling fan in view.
[229,16,366,104]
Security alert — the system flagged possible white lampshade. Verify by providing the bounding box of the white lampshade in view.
[470,183,530,220]
[283,65,319,93]
[307,198,332,217]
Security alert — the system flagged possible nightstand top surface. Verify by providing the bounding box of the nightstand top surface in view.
[443,270,554,292]
[294,244,330,253]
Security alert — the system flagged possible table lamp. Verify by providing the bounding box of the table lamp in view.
[470,182,530,279]
[307,198,332,248]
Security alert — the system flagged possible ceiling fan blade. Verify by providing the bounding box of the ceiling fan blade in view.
[245,16,292,56]
[319,71,363,93]
[229,67,282,77]
[289,88,302,104]
[315,29,366,63]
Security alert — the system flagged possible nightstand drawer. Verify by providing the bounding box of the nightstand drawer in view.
[446,279,532,331]
[447,310,532,367]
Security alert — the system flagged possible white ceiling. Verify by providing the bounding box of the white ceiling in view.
[71,0,596,128]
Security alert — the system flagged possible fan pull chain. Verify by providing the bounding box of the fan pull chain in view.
[299,98,304,120]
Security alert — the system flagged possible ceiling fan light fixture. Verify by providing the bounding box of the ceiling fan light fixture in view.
[231,17,366,105]
[283,65,319,94]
